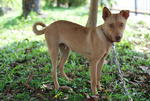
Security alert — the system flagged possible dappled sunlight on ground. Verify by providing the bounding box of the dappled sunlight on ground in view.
[123,14,150,53]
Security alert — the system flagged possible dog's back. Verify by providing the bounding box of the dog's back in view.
[46,20,93,56]
[48,20,88,36]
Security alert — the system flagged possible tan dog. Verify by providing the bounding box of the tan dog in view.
[33,7,129,94]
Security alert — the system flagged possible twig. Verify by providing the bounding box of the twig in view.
[24,73,34,90]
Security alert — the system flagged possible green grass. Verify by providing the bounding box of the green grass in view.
[0,6,150,101]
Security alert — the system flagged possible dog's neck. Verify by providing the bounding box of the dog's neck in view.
[96,25,114,49]
[100,26,114,44]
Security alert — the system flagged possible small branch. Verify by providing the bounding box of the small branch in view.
[24,73,34,90]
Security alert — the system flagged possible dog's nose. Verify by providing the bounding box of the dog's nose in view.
[115,36,121,41]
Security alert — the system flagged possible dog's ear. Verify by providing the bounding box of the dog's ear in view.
[102,7,111,21]
[120,10,130,19]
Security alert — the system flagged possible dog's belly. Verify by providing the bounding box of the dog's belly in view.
[70,46,91,57]
[61,40,91,57]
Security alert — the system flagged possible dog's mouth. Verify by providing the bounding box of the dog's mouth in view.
[115,38,122,42]
[106,34,122,43]
[115,36,122,42]
[115,39,121,42]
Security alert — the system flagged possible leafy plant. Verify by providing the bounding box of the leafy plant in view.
[0,0,20,7]
[44,0,87,7]
[100,0,117,7]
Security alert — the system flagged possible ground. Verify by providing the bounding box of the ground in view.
[0,7,150,101]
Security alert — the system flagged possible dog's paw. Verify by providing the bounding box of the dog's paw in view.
[97,83,104,91]
[54,84,60,90]
[98,86,104,91]
[67,77,73,81]
[63,75,72,81]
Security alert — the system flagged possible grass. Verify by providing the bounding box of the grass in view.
[0,6,150,101]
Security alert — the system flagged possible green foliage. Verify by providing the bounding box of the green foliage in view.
[100,0,117,7]
[44,0,54,7]
[44,0,87,7]
[68,0,87,7]
[0,0,12,6]
[0,0,21,9]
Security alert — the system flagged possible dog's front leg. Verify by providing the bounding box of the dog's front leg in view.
[97,58,105,90]
[89,59,99,94]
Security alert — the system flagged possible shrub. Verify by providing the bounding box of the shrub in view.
[45,0,87,7]
[68,0,87,7]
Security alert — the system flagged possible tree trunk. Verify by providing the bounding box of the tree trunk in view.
[86,0,99,28]
[22,0,40,18]
[55,0,61,7]
[33,0,40,13]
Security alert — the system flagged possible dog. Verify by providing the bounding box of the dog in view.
[33,7,129,94]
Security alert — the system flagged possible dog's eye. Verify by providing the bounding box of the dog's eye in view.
[120,23,124,27]
[109,24,114,28]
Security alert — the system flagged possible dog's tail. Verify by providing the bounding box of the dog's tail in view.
[33,22,46,35]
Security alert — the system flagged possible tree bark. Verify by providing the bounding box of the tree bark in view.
[86,0,99,28]
[22,0,40,18]
[33,0,40,13]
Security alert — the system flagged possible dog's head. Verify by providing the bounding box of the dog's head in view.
[102,7,129,42]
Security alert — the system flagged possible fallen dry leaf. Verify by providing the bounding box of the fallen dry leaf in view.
[41,84,53,90]
[139,66,150,75]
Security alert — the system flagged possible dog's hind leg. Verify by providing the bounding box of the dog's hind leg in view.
[58,44,70,80]
[47,44,60,90]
